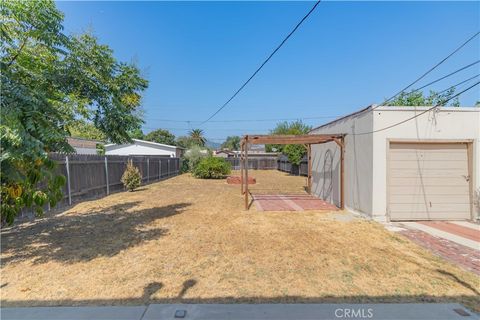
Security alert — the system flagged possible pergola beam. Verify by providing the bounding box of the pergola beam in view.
[243,134,344,145]
[240,134,346,211]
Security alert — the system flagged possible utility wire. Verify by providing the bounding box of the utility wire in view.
[146,62,477,126]
[352,80,480,136]
[411,60,479,93]
[147,115,338,123]
[376,31,480,107]
[436,74,479,94]
[200,0,322,125]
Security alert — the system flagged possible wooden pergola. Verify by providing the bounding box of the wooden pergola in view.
[240,134,346,210]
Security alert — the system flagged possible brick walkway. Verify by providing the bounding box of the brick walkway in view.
[253,194,338,212]
[400,229,480,275]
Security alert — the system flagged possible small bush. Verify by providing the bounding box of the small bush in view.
[192,157,231,179]
[184,145,208,171]
[121,161,142,191]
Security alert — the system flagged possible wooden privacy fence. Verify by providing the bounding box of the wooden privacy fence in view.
[223,155,307,176]
[49,153,180,208]
[277,155,308,176]
[224,157,277,170]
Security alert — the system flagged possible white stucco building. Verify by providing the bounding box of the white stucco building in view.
[310,106,479,222]
[105,139,184,158]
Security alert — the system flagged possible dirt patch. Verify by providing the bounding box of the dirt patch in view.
[1,171,479,310]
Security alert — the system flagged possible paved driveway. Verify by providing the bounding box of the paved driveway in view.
[395,221,480,275]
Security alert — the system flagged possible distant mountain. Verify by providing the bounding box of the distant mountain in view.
[206,140,222,149]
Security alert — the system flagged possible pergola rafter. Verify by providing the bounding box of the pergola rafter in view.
[240,134,346,210]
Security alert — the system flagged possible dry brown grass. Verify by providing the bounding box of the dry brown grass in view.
[1,170,479,310]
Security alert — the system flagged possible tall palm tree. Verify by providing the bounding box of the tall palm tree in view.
[189,129,206,147]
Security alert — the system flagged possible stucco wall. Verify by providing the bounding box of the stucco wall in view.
[310,106,479,220]
[310,110,374,214]
[371,107,480,220]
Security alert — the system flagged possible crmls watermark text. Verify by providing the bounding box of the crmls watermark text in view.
[334,308,374,319]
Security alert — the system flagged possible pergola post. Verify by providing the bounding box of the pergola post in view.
[244,136,249,210]
[240,141,244,195]
[340,136,345,210]
[244,136,248,210]
[307,144,312,194]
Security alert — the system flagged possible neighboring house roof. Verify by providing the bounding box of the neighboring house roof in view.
[104,139,184,149]
[310,105,478,132]
[67,137,103,149]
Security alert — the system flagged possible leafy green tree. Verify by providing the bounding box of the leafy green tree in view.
[189,129,206,147]
[221,136,241,151]
[68,120,106,141]
[265,120,311,166]
[283,144,306,165]
[128,128,145,140]
[386,89,459,107]
[176,136,194,149]
[0,0,148,225]
[145,129,175,145]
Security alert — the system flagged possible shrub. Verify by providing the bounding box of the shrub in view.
[184,145,208,171]
[121,161,142,191]
[192,157,231,179]
[180,157,190,173]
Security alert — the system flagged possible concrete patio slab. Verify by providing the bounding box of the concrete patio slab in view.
[4,303,475,320]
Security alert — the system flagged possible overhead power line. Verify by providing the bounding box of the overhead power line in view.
[377,31,480,107]
[353,80,480,136]
[200,0,322,125]
[147,115,338,123]
[412,60,479,93]
[436,74,479,94]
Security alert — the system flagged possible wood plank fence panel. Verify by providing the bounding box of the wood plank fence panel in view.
[44,153,180,211]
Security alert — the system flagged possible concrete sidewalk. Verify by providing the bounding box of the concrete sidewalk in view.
[2,303,478,320]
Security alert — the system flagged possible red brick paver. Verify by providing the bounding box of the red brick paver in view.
[400,229,480,275]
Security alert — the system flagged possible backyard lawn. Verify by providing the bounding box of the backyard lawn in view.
[1,171,479,310]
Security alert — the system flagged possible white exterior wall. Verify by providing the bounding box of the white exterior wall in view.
[310,106,479,221]
[310,110,374,214]
[105,140,177,157]
[371,107,480,221]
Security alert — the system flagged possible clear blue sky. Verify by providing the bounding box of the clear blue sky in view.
[57,1,479,142]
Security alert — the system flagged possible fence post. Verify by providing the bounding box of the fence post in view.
[159,159,162,179]
[104,156,109,195]
[167,158,170,176]
[65,155,72,205]
[147,158,150,183]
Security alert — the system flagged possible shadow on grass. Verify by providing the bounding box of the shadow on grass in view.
[0,201,190,265]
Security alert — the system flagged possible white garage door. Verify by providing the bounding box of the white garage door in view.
[388,143,471,221]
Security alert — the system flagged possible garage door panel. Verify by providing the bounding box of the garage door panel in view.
[390,143,466,151]
[389,168,467,178]
[390,194,469,204]
[388,142,470,221]
[390,176,469,187]
[389,151,467,161]
[390,185,469,195]
[389,160,467,169]
[386,211,470,221]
